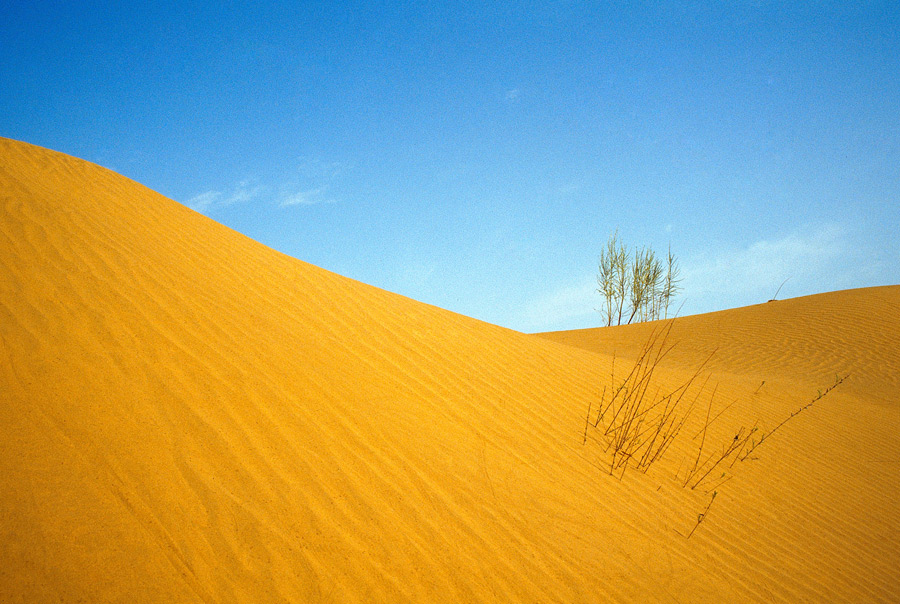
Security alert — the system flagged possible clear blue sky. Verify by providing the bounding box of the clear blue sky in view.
[3,1,899,331]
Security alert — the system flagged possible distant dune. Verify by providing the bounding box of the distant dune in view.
[2,136,898,602]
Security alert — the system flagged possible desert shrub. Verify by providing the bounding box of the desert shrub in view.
[597,232,680,326]
[581,325,848,537]
[583,320,715,477]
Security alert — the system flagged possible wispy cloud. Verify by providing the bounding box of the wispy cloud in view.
[505,88,521,102]
[519,274,599,332]
[186,180,265,215]
[280,186,336,207]
[184,156,354,215]
[278,157,351,208]
[680,223,851,314]
[186,190,222,213]
[228,181,266,204]
[184,156,350,214]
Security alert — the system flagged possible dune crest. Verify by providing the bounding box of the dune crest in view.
[2,137,898,602]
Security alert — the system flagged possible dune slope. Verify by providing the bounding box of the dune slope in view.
[540,285,900,404]
[2,137,898,602]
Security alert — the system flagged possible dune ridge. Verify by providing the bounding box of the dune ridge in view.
[539,285,900,404]
[2,136,898,602]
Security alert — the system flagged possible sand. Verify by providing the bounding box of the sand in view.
[1,136,898,602]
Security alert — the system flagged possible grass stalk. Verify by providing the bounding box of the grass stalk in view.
[686,491,717,538]
[737,374,848,462]
[584,320,717,476]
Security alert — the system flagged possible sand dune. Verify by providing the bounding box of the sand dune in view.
[2,136,898,602]
[540,285,900,405]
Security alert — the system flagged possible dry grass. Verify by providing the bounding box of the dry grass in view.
[583,320,715,478]
[583,323,850,538]
[736,373,849,463]
[674,491,718,539]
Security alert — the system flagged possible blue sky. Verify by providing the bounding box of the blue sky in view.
[3,1,899,332]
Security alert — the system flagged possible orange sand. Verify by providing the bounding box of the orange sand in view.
[1,136,898,602]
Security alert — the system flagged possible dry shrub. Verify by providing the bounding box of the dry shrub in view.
[583,320,714,478]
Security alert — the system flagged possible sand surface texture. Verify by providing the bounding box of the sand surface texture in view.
[2,136,899,602]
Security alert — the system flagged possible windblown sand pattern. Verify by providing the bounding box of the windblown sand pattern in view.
[2,136,898,602]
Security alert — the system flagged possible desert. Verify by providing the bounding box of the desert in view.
[1,136,899,602]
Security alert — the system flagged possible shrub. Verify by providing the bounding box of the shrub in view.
[597,232,681,326]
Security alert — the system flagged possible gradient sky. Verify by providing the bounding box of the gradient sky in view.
[3,1,899,332]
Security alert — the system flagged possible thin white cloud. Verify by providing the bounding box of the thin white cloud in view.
[186,190,222,213]
[184,156,348,214]
[680,223,850,314]
[519,274,599,333]
[279,157,350,207]
[280,186,336,207]
[505,88,521,102]
[185,181,264,215]
[227,181,265,205]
